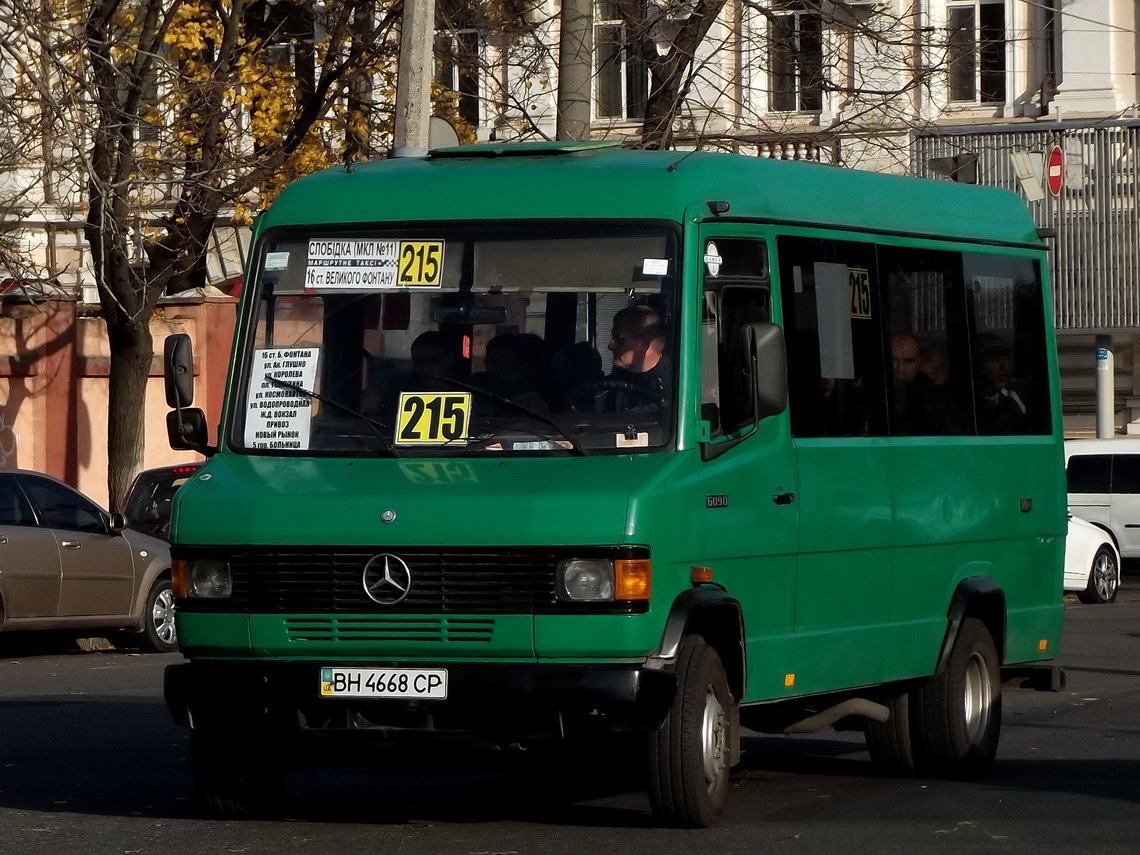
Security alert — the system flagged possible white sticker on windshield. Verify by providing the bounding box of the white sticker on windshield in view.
[264,251,290,271]
[615,432,649,448]
[245,348,320,450]
[642,258,669,276]
[704,242,723,277]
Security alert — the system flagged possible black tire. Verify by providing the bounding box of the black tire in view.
[647,637,735,828]
[192,730,288,819]
[139,578,178,653]
[1078,545,1119,604]
[865,691,918,774]
[911,617,1001,778]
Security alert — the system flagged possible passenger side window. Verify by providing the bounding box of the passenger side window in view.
[778,236,887,437]
[1066,455,1111,493]
[965,254,1051,435]
[0,475,36,526]
[20,477,107,534]
[880,246,971,436]
[701,238,771,437]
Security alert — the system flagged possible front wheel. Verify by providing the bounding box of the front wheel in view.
[139,578,178,653]
[1078,545,1119,604]
[911,617,1001,778]
[647,637,735,827]
[192,730,288,819]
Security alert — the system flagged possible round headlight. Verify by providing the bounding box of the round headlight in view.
[557,559,614,602]
[190,559,232,599]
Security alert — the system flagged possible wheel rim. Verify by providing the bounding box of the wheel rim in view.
[1093,552,1118,601]
[962,650,992,743]
[699,685,728,791]
[152,588,177,645]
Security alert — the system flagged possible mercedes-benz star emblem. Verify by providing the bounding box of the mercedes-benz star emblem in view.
[362,553,412,605]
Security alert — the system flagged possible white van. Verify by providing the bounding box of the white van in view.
[1064,438,1140,558]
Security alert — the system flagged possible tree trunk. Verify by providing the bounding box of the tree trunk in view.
[105,318,154,510]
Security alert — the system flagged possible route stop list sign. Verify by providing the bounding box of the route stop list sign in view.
[1046,145,1064,197]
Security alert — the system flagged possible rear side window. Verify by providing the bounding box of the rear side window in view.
[1110,454,1140,494]
[0,475,36,526]
[1066,455,1111,493]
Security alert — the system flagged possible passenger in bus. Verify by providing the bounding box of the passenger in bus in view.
[552,342,604,410]
[975,333,1031,434]
[472,332,551,412]
[890,331,965,435]
[606,305,671,409]
[408,330,459,392]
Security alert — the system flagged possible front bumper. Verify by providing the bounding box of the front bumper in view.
[165,660,676,742]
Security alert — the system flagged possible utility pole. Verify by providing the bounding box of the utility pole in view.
[393,0,435,156]
[556,0,592,140]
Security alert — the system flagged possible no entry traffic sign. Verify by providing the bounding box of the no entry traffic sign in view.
[1046,145,1064,197]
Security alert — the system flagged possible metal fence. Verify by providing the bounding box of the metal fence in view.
[913,120,1140,332]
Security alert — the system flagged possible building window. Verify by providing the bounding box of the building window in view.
[594,0,648,120]
[435,30,481,129]
[769,3,822,112]
[947,1,1006,103]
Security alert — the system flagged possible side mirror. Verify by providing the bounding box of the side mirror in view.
[167,408,210,451]
[164,333,195,408]
[109,512,127,534]
[742,322,788,420]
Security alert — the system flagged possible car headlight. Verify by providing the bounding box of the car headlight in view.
[557,559,614,601]
[173,558,232,599]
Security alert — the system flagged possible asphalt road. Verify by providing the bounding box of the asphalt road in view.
[1,586,1138,855]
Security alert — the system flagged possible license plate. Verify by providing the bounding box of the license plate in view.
[319,667,447,699]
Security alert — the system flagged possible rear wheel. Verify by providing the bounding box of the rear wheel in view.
[192,730,288,819]
[647,637,735,827]
[1078,545,1119,604]
[865,691,917,774]
[911,617,1001,778]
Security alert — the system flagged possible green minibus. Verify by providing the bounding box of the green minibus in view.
[162,141,1065,827]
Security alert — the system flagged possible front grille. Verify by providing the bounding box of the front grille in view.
[175,546,650,616]
[285,616,494,643]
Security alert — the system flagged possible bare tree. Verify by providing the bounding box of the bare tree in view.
[0,0,471,504]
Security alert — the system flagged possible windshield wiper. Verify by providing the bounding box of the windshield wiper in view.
[439,377,587,456]
[261,376,400,457]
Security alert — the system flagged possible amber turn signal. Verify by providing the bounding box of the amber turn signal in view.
[691,565,713,584]
[172,558,190,599]
[614,559,652,600]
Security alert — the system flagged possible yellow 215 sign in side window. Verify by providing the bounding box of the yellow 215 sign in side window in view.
[396,393,471,445]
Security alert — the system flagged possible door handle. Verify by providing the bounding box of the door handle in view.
[772,492,796,505]
[0,535,6,544]
[61,540,82,549]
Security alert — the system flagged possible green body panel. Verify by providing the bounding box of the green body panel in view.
[173,146,1065,711]
[177,613,251,655]
[173,452,668,547]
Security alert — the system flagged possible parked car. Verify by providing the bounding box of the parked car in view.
[0,468,176,651]
[1065,512,1121,604]
[1064,437,1140,558]
[120,463,201,540]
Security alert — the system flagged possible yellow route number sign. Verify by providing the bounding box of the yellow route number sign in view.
[396,392,471,445]
[397,241,445,287]
[849,268,872,319]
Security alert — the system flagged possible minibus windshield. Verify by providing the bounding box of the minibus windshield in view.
[234,224,679,456]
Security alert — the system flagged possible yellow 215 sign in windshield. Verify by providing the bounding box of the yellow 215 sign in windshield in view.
[396,393,471,445]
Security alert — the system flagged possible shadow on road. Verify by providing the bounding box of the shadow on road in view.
[0,697,1137,827]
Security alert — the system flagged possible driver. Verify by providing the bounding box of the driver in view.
[606,305,671,409]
